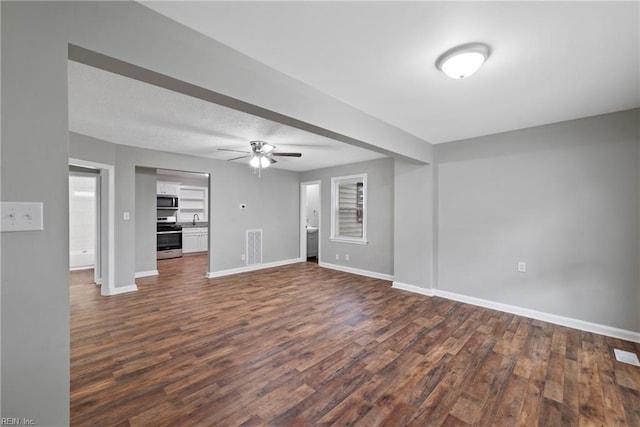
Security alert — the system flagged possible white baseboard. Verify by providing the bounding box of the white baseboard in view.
[392,281,434,297]
[319,262,394,281]
[135,270,158,278]
[206,258,302,279]
[392,283,640,344]
[102,284,138,296]
[70,265,94,271]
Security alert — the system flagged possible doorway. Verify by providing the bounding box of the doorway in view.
[300,181,321,263]
[69,171,98,275]
[69,158,115,295]
[154,169,211,275]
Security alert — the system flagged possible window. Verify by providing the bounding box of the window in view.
[330,174,367,245]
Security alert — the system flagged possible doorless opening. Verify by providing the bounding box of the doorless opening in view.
[300,181,321,263]
[69,169,99,280]
[69,158,116,295]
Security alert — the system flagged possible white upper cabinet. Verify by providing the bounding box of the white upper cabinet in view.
[157,181,181,196]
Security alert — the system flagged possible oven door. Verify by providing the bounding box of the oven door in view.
[157,230,182,251]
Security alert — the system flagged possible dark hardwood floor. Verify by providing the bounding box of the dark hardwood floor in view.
[70,255,640,426]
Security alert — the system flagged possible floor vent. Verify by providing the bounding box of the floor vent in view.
[246,229,263,266]
[614,349,640,367]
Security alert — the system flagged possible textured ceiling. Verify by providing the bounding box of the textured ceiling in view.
[143,1,640,144]
[70,1,639,172]
[68,61,386,172]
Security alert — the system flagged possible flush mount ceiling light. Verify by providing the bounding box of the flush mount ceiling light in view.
[436,43,490,79]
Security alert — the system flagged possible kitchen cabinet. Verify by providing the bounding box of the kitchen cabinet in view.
[178,185,208,222]
[157,181,180,196]
[183,227,208,253]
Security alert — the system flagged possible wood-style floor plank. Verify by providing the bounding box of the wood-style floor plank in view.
[70,255,640,426]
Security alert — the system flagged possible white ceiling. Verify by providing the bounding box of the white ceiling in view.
[70,2,639,173]
[142,1,639,144]
[68,61,386,172]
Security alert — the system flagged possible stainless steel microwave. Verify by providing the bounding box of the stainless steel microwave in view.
[157,195,179,209]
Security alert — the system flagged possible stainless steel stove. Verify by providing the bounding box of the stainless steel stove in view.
[157,221,183,260]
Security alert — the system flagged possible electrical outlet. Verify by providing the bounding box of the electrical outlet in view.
[335,254,339,260]
[345,254,350,261]
[517,262,527,273]
[241,254,246,261]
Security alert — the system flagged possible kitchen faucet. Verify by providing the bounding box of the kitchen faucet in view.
[192,213,200,226]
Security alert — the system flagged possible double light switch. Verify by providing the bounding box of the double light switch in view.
[1,202,44,232]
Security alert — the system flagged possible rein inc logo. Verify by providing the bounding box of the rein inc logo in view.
[1,419,35,426]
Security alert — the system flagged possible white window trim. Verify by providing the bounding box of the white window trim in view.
[330,173,368,245]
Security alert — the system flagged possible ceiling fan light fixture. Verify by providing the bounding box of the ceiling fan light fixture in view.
[250,140,275,154]
[260,155,272,168]
[436,43,490,79]
[249,155,261,168]
[249,153,273,169]
[223,140,300,174]
[261,143,275,154]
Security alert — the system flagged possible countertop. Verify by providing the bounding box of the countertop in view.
[179,222,209,229]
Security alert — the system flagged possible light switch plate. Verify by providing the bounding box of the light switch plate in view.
[1,202,44,232]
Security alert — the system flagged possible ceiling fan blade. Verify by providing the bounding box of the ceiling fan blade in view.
[226,155,251,161]
[218,148,251,154]
[272,152,302,157]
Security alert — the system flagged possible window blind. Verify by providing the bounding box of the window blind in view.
[337,183,362,238]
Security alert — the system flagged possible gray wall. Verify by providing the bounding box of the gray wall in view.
[0,2,421,423]
[436,109,640,332]
[70,132,301,280]
[3,1,636,424]
[302,157,395,276]
[2,4,71,423]
[135,167,157,274]
[209,160,301,271]
[393,159,434,289]
[69,132,116,165]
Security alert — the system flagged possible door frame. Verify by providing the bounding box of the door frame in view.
[68,170,100,283]
[299,180,321,262]
[69,158,115,296]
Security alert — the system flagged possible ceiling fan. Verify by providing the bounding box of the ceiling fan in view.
[218,140,302,170]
